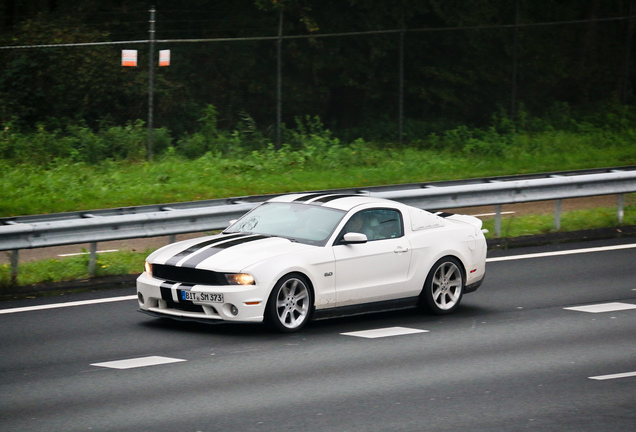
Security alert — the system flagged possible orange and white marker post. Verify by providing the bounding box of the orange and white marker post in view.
[159,50,170,66]
[121,50,138,67]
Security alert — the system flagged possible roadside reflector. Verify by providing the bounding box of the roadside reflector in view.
[159,50,170,66]
[122,50,137,67]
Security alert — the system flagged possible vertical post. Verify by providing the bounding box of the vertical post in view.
[88,242,98,277]
[621,5,635,104]
[398,10,405,146]
[276,8,283,149]
[617,194,625,224]
[10,250,19,285]
[554,200,562,231]
[147,6,156,160]
[510,0,520,120]
[494,204,502,237]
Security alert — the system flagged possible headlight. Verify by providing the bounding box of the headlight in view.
[225,273,255,285]
[144,261,152,276]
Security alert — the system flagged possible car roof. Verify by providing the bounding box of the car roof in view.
[268,192,399,212]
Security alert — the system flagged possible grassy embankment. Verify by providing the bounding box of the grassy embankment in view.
[1,116,635,288]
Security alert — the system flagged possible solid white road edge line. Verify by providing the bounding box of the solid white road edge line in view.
[0,295,137,315]
[487,243,636,262]
[470,211,516,217]
[2,242,635,315]
[58,249,119,257]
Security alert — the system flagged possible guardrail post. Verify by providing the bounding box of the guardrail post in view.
[10,250,19,285]
[88,242,97,277]
[554,200,562,231]
[494,205,502,237]
[617,194,624,224]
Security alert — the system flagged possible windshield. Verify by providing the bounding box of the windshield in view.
[224,202,346,246]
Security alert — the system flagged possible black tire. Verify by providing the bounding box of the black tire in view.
[266,274,314,333]
[420,257,465,315]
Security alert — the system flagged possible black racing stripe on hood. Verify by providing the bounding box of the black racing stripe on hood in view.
[164,233,246,266]
[179,234,270,269]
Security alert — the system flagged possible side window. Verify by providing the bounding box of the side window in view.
[340,208,403,242]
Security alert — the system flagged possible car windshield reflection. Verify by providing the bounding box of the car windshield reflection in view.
[224,202,346,246]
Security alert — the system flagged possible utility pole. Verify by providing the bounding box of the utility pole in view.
[276,8,283,149]
[510,0,520,120]
[147,6,156,160]
[621,3,635,104]
[398,9,405,146]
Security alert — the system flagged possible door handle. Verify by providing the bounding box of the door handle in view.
[394,246,409,254]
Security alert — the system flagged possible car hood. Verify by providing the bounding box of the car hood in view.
[149,233,314,272]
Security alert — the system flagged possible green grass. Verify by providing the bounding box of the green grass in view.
[1,129,635,217]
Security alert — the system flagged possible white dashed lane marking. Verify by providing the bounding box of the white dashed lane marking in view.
[564,302,636,313]
[589,371,636,381]
[341,326,429,339]
[91,356,186,370]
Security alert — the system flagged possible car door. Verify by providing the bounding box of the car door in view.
[332,208,412,306]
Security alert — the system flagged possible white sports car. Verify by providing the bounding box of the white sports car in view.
[137,193,487,332]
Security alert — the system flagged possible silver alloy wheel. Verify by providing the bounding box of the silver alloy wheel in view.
[420,257,465,315]
[431,261,463,311]
[272,276,311,331]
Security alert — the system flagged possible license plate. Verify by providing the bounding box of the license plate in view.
[181,291,224,303]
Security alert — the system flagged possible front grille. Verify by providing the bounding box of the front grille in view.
[153,264,227,285]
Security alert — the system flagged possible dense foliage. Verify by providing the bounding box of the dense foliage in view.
[1,0,634,142]
[1,106,635,217]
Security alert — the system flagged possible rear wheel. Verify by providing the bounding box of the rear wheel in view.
[420,257,464,315]
[266,274,313,333]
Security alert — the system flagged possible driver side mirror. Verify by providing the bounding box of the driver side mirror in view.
[341,232,368,245]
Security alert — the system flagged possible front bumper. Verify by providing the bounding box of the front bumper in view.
[138,308,230,325]
[136,272,267,323]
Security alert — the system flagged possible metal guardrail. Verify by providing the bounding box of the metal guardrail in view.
[2,166,636,282]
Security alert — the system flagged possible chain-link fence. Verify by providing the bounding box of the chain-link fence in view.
[0,5,633,152]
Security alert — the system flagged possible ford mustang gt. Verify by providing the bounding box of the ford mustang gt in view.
[137,193,487,332]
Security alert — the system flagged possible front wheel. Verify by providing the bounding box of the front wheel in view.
[266,274,314,333]
[420,257,464,315]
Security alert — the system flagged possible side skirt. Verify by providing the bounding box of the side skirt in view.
[313,297,420,321]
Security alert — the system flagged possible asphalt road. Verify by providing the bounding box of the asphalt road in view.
[1,238,635,432]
